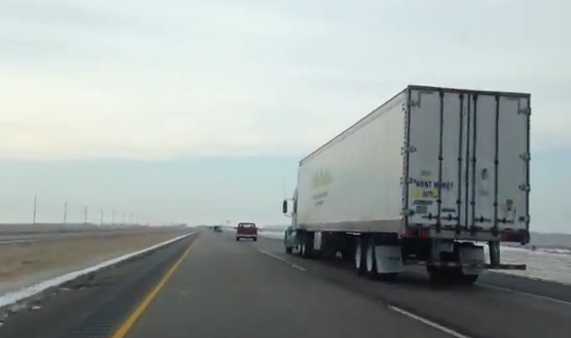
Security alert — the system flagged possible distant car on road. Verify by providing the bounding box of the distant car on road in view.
[213,225,222,233]
[236,222,258,241]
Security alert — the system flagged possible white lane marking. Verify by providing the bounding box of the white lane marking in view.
[479,283,571,306]
[0,239,35,245]
[257,249,306,272]
[389,305,471,338]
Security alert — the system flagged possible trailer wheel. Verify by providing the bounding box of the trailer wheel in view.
[427,266,450,284]
[285,246,293,254]
[365,243,380,280]
[453,269,479,286]
[427,266,478,286]
[457,273,479,286]
[354,239,367,275]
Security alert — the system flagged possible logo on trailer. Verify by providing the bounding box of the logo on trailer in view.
[311,169,332,207]
[312,169,333,189]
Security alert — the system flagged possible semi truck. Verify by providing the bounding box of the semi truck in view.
[281,85,530,285]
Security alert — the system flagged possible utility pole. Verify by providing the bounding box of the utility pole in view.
[100,208,103,225]
[32,195,37,224]
[121,211,125,225]
[63,201,67,224]
[83,205,88,224]
[112,209,116,225]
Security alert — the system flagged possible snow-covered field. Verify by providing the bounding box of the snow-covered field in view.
[254,228,571,286]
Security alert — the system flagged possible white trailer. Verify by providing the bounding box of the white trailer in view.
[282,85,530,285]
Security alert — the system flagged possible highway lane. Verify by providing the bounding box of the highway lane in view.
[256,234,571,304]
[253,234,571,338]
[1,229,569,338]
[122,230,451,338]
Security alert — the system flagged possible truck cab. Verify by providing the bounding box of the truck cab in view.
[284,225,298,254]
[282,189,299,254]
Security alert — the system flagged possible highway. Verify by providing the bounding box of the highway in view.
[1,230,570,338]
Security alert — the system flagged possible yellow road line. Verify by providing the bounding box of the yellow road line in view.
[110,240,196,338]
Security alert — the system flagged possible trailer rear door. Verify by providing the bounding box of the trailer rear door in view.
[405,86,530,239]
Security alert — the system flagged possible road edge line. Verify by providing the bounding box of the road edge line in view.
[388,305,471,338]
[257,249,306,271]
[110,239,196,338]
[479,283,571,306]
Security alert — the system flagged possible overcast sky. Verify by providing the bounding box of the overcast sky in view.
[0,0,570,231]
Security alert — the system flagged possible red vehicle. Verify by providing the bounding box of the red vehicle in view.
[236,222,258,241]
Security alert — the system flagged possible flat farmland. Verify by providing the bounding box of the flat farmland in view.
[0,227,192,291]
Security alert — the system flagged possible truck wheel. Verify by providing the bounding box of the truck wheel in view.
[285,246,293,254]
[253,237,257,242]
[236,237,240,241]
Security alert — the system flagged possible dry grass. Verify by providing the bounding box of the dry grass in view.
[0,229,190,283]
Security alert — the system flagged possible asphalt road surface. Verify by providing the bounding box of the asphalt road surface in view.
[1,230,570,338]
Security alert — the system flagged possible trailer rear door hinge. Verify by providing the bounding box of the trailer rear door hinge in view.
[401,146,417,155]
[406,177,417,184]
[519,152,531,161]
[401,209,414,216]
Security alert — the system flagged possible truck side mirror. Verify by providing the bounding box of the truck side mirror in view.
[282,200,288,214]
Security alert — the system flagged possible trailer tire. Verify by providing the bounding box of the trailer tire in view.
[365,243,380,280]
[454,270,479,286]
[427,266,450,284]
[428,266,478,286]
[457,274,479,286]
[354,239,367,276]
